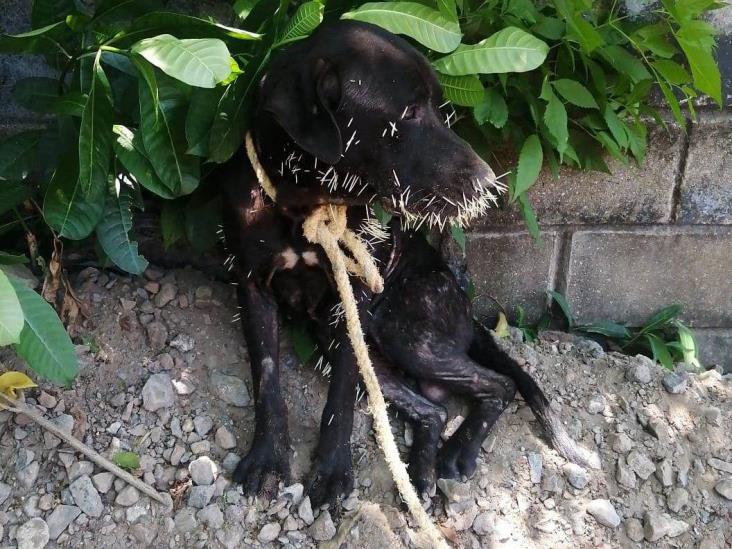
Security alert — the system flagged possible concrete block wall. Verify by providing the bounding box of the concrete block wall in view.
[2,1,731,369]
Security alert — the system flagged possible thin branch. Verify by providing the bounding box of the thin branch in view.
[0,392,167,505]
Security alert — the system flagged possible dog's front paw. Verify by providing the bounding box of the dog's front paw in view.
[307,448,354,508]
[233,438,291,498]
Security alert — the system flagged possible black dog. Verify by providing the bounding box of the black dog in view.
[216,21,600,506]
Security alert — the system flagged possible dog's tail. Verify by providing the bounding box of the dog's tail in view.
[470,320,601,470]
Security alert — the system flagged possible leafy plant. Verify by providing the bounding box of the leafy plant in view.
[0,0,721,384]
[112,451,141,471]
[546,291,700,370]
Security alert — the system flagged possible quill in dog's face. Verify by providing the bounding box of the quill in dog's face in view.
[256,21,503,228]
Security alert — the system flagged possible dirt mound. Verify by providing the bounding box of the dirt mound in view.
[0,267,730,548]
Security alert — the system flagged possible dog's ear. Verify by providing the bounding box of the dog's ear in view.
[261,58,343,164]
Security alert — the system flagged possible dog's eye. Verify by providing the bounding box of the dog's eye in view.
[401,105,419,121]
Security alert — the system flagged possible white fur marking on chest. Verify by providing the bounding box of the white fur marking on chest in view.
[301,250,319,266]
[280,247,299,269]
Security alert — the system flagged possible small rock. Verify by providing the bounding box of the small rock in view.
[197,504,224,529]
[222,453,240,473]
[714,478,732,500]
[627,358,653,383]
[190,440,210,454]
[16,517,49,549]
[142,373,175,411]
[92,472,114,494]
[17,461,40,489]
[586,499,621,528]
[472,511,493,536]
[258,522,281,543]
[309,510,336,541]
[174,508,198,533]
[169,444,185,466]
[46,505,81,540]
[643,512,688,541]
[625,518,644,542]
[616,458,637,489]
[193,415,213,437]
[563,463,589,489]
[170,334,195,353]
[146,321,168,351]
[298,496,314,525]
[283,483,304,504]
[661,372,688,394]
[493,518,511,542]
[541,472,564,494]
[154,282,177,308]
[210,373,250,407]
[67,461,94,482]
[437,478,473,502]
[69,476,103,517]
[627,450,655,480]
[189,456,218,486]
[106,421,122,435]
[0,482,12,505]
[194,286,213,307]
[38,494,54,511]
[527,453,542,484]
[215,426,236,449]
[655,459,674,487]
[38,391,57,409]
[708,457,732,474]
[188,485,215,509]
[667,487,689,512]
[588,395,605,414]
[610,433,634,453]
[115,485,140,507]
[702,406,722,426]
[647,418,671,444]
[172,378,195,395]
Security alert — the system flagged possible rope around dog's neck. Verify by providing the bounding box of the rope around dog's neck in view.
[245,133,447,548]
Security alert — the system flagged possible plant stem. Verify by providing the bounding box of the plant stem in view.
[0,392,168,505]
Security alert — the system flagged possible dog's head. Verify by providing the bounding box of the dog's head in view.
[257,21,503,229]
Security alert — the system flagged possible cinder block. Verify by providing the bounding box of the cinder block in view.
[566,228,732,327]
[679,114,732,224]
[694,329,732,373]
[480,125,683,226]
[460,231,560,324]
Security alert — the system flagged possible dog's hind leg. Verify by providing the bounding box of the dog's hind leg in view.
[231,279,291,496]
[469,321,601,470]
[370,352,447,498]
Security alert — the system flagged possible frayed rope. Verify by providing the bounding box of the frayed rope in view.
[245,133,447,548]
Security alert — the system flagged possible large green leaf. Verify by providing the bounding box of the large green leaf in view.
[0,21,69,55]
[276,1,324,46]
[599,45,651,83]
[185,87,225,157]
[78,52,114,196]
[551,79,598,109]
[7,274,78,386]
[118,12,261,46]
[646,333,674,370]
[0,130,44,179]
[432,27,548,75]
[132,34,232,89]
[234,0,261,20]
[0,270,24,346]
[0,181,33,217]
[113,125,175,199]
[43,142,106,240]
[342,2,462,53]
[513,134,542,199]
[541,79,568,155]
[437,73,484,106]
[11,77,61,113]
[676,25,722,105]
[138,74,200,195]
[474,87,508,128]
[96,184,149,275]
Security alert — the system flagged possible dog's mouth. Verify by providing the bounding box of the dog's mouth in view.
[380,172,507,231]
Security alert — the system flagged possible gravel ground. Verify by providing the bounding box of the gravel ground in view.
[0,266,730,548]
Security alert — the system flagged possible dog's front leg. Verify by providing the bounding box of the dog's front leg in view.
[232,279,290,496]
[307,283,371,507]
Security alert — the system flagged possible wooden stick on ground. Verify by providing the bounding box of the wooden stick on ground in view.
[0,392,167,504]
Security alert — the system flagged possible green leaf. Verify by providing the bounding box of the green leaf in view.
[513,134,542,199]
[646,333,674,370]
[603,105,628,149]
[113,125,175,199]
[547,290,574,327]
[43,144,106,240]
[51,91,88,117]
[342,2,462,53]
[138,74,200,196]
[0,270,24,346]
[540,80,568,155]
[494,311,509,338]
[160,200,186,249]
[31,0,75,28]
[676,26,722,105]
[288,320,317,364]
[449,223,466,253]
[652,60,691,86]
[0,252,29,265]
[600,45,651,83]
[0,21,69,55]
[185,87,224,157]
[657,79,685,127]
[0,130,44,179]
[234,0,261,20]
[78,52,114,196]
[276,1,324,46]
[122,12,261,45]
[518,192,541,244]
[635,24,677,58]
[575,321,630,339]
[676,323,701,368]
[640,304,683,334]
[96,184,149,275]
[474,87,508,128]
[11,77,61,113]
[0,181,33,216]
[552,0,604,53]
[436,0,457,20]
[532,15,565,40]
[112,451,140,471]
[433,27,548,75]
[132,34,232,89]
[91,0,164,26]
[7,274,78,386]
[438,73,484,106]
[551,79,598,109]
[372,202,392,227]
